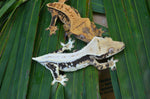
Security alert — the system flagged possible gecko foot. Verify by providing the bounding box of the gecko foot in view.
[95,57,118,70]
[98,28,105,36]
[108,57,118,71]
[46,26,57,35]
[60,38,75,51]
[51,75,69,86]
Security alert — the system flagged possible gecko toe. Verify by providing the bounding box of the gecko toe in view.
[51,79,56,85]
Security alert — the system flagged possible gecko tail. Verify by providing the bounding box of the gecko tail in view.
[32,57,42,63]
[32,57,39,62]
[32,55,50,63]
[32,57,47,66]
[32,57,36,61]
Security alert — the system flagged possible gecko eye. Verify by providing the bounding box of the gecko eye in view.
[108,47,114,54]
[79,35,85,39]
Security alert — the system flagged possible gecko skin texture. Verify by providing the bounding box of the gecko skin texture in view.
[46,0,104,42]
[32,37,125,86]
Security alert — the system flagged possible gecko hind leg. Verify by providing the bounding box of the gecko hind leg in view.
[92,57,118,70]
[45,63,68,86]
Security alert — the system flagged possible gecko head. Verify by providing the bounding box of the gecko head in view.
[97,37,125,58]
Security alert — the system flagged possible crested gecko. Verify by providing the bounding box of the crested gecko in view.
[32,37,125,86]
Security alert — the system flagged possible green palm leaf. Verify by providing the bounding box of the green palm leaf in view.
[0,0,41,98]
[91,0,105,13]
[0,0,102,98]
[104,0,150,98]
[1,0,149,98]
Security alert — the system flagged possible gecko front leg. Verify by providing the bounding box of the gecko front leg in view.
[45,63,68,86]
[109,58,118,70]
[46,10,58,35]
[91,57,118,70]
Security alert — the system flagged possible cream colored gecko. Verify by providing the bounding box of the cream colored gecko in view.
[32,37,125,86]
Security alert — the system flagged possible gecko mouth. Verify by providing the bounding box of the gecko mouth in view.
[96,45,125,64]
[96,56,112,63]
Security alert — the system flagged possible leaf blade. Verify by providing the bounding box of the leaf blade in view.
[0,0,41,98]
[104,0,150,98]
[91,0,105,13]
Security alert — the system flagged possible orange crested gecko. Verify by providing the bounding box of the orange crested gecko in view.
[46,0,104,42]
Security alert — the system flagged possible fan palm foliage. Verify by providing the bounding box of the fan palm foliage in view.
[0,0,150,99]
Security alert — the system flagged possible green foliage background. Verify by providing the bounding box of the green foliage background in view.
[0,0,150,99]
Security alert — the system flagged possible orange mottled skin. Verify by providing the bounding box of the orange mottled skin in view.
[46,0,104,42]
